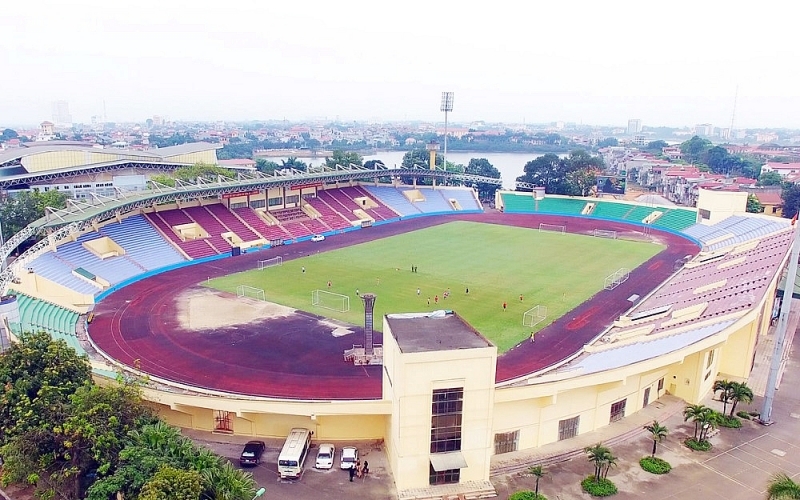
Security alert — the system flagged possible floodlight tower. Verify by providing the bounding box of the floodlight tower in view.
[440,92,454,174]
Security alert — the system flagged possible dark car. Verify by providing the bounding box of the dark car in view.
[239,440,266,467]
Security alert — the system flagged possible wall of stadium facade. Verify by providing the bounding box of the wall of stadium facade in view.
[20,149,219,173]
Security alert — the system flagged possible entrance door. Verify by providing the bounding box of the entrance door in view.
[643,387,651,407]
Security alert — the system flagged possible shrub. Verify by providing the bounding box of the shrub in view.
[509,491,547,500]
[581,476,618,497]
[684,438,712,451]
[639,456,672,474]
[736,411,751,420]
[718,415,742,428]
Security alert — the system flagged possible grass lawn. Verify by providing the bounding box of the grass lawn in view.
[205,221,664,352]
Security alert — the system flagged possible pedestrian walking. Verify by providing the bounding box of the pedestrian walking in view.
[301,266,305,273]
[503,301,507,311]
[417,288,420,295]
[435,295,439,304]
[465,287,469,294]
[519,294,523,302]
[327,280,332,288]
[356,288,360,296]
[349,465,356,482]
[427,297,431,305]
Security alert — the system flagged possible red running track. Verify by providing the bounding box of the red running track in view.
[87,212,700,399]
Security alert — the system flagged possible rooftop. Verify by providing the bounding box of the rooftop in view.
[386,310,493,354]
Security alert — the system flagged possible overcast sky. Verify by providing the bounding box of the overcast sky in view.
[1,0,797,129]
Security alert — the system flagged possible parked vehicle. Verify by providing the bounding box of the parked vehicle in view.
[311,234,325,242]
[239,440,266,467]
[278,428,312,478]
[315,443,335,469]
[340,446,358,469]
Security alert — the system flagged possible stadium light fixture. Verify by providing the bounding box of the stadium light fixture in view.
[440,92,454,175]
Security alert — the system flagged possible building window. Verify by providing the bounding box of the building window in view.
[494,430,520,455]
[213,410,233,433]
[429,463,460,485]
[229,202,247,209]
[610,399,627,423]
[706,349,715,369]
[558,416,580,441]
[431,388,463,453]
[268,197,282,207]
[657,377,664,391]
[250,199,266,209]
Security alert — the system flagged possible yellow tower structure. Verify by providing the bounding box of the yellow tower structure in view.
[426,140,439,170]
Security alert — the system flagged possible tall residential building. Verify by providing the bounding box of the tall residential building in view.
[694,123,714,136]
[627,119,642,135]
[51,100,72,127]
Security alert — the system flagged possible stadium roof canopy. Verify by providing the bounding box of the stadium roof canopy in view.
[0,141,220,166]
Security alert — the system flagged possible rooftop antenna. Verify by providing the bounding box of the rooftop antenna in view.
[729,85,738,139]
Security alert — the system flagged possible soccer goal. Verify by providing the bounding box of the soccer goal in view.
[257,256,283,270]
[522,305,547,328]
[237,285,266,301]
[538,223,566,234]
[603,268,630,290]
[593,229,617,239]
[312,289,350,312]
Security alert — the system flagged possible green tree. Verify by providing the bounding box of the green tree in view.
[727,381,754,417]
[645,140,669,153]
[528,465,546,497]
[465,158,501,200]
[644,420,668,457]
[680,136,713,164]
[746,194,762,214]
[139,466,203,500]
[1,128,19,141]
[713,379,735,415]
[759,171,784,186]
[596,137,618,148]
[517,154,565,193]
[325,150,363,168]
[705,145,733,173]
[766,473,800,499]
[781,184,800,220]
[585,443,612,482]
[683,404,711,440]
[255,158,280,174]
[0,190,70,241]
[402,149,439,169]
[0,331,91,444]
[281,156,308,171]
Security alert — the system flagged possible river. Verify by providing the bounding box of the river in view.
[266,151,568,189]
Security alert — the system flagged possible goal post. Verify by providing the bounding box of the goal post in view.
[538,223,566,234]
[603,268,630,290]
[258,256,283,270]
[522,305,547,328]
[311,289,350,312]
[236,285,266,301]
[593,229,617,239]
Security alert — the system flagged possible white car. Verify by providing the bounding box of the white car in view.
[340,446,358,469]
[315,443,335,469]
[311,234,325,242]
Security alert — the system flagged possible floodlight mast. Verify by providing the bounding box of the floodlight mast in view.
[440,92,454,176]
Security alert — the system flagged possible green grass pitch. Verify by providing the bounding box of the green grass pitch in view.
[205,221,664,352]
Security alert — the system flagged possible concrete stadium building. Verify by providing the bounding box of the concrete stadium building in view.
[0,153,794,497]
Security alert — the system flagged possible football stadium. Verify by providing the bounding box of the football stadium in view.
[0,142,795,494]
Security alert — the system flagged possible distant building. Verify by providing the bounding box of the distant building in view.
[627,119,642,135]
[694,123,713,136]
[632,134,647,146]
[37,121,55,142]
[51,101,72,128]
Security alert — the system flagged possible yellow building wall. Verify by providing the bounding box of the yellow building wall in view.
[11,268,95,312]
[383,319,497,491]
[23,151,120,172]
[718,321,758,380]
[163,150,218,165]
[696,189,748,224]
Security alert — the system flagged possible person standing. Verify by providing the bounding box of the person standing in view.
[503,301,507,312]
[465,287,469,295]
[519,294,523,302]
[302,266,305,274]
[349,464,356,482]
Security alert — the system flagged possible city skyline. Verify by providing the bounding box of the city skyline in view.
[1,0,797,129]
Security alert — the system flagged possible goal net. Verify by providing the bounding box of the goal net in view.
[539,223,566,234]
[258,256,283,270]
[312,289,350,312]
[522,305,547,328]
[237,285,266,301]
[603,268,630,290]
[593,229,617,239]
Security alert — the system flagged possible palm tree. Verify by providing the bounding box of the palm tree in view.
[202,461,257,500]
[602,452,617,479]
[697,410,720,443]
[528,465,546,497]
[728,381,754,417]
[644,420,668,456]
[683,404,710,440]
[713,379,734,415]
[585,443,612,482]
[766,473,800,499]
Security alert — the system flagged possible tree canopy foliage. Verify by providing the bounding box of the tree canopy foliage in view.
[678,136,760,178]
[0,331,257,500]
[781,184,800,219]
[150,162,236,187]
[325,150,363,168]
[465,158,502,200]
[0,190,70,242]
[746,194,762,214]
[516,150,604,196]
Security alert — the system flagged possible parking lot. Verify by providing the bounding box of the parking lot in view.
[188,432,398,500]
